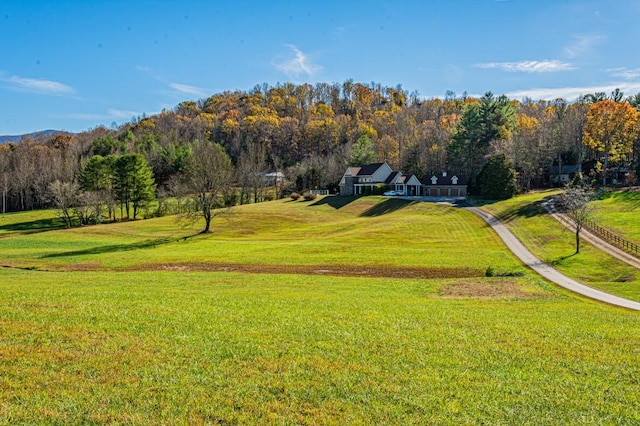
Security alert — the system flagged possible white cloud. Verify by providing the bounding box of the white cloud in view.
[107,109,141,119]
[475,60,575,73]
[505,82,640,101]
[61,109,143,121]
[607,67,640,81]
[169,82,209,97]
[1,75,74,95]
[564,34,603,58]
[273,44,322,78]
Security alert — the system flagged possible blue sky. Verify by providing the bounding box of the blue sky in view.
[2,0,640,135]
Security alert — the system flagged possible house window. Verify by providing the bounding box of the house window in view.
[431,176,437,185]
[452,176,458,185]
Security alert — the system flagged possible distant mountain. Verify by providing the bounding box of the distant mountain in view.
[0,130,73,144]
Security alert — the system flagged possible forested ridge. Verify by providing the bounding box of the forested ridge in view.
[1,81,639,216]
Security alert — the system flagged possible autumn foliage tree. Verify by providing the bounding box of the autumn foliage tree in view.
[583,100,640,186]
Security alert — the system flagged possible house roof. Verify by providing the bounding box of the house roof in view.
[404,174,422,185]
[421,173,467,186]
[384,171,402,184]
[356,162,386,176]
[344,166,361,176]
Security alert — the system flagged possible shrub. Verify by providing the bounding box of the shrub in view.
[303,192,317,201]
[290,192,301,200]
[224,191,239,207]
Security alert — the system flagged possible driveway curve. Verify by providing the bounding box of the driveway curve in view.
[541,199,640,270]
[465,206,640,311]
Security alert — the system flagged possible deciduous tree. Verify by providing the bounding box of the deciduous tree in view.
[182,142,233,233]
[583,100,639,186]
[48,180,79,228]
[556,186,594,254]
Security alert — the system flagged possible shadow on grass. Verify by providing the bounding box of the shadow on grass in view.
[308,196,358,209]
[41,234,199,259]
[360,199,417,217]
[0,217,67,234]
[549,253,577,266]
[498,201,547,222]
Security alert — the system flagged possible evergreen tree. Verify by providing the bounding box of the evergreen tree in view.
[477,154,517,199]
[347,135,377,166]
[113,153,156,219]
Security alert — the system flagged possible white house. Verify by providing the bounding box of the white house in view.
[339,162,394,195]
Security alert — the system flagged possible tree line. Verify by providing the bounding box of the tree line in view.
[1,81,639,224]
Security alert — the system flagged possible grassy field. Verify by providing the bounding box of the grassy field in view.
[0,196,638,424]
[591,189,640,246]
[0,197,526,275]
[478,191,640,302]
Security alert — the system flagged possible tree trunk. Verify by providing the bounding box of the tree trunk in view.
[575,228,580,254]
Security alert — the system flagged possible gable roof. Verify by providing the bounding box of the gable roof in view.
[356,162,386,176]
[421,174,468,186]
[384,171,402,184]
[404,174,422,185]
[344,166,361,176]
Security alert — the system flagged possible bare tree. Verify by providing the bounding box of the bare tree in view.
[182,142,233,233]
[236,141,268,204]
[48,180,80,228]
[555,186,594,254]
[0,147,9,215]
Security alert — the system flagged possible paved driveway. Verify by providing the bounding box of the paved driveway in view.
[465,206,640,311]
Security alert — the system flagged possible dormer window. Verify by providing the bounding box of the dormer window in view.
[431,176,438,185]
[452,176,458,185]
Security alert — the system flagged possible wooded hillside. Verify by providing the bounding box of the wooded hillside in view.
[1,81,639,213]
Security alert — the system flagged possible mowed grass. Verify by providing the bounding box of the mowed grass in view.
[0,209,64,237]
[0,197,525,276]
[0,269,638,424]
[479,191,640,302]
[590,190,640,246]
[0,196,639,424]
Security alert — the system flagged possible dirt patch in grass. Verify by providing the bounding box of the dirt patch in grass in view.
[440,279,535,299]
[64,262,104,271]
[125,262,484,279]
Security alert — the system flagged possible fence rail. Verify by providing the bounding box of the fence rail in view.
[583,218,640,257]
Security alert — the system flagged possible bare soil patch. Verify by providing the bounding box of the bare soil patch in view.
[126,262,484,279]
[440,279,535,299]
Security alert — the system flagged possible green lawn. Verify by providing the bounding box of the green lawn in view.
[0,209,64,237]
[479,191,640,302]
[591,190,640,246]
[1,269,638,424]
[0,196,638,424]
[0,198,525,275]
